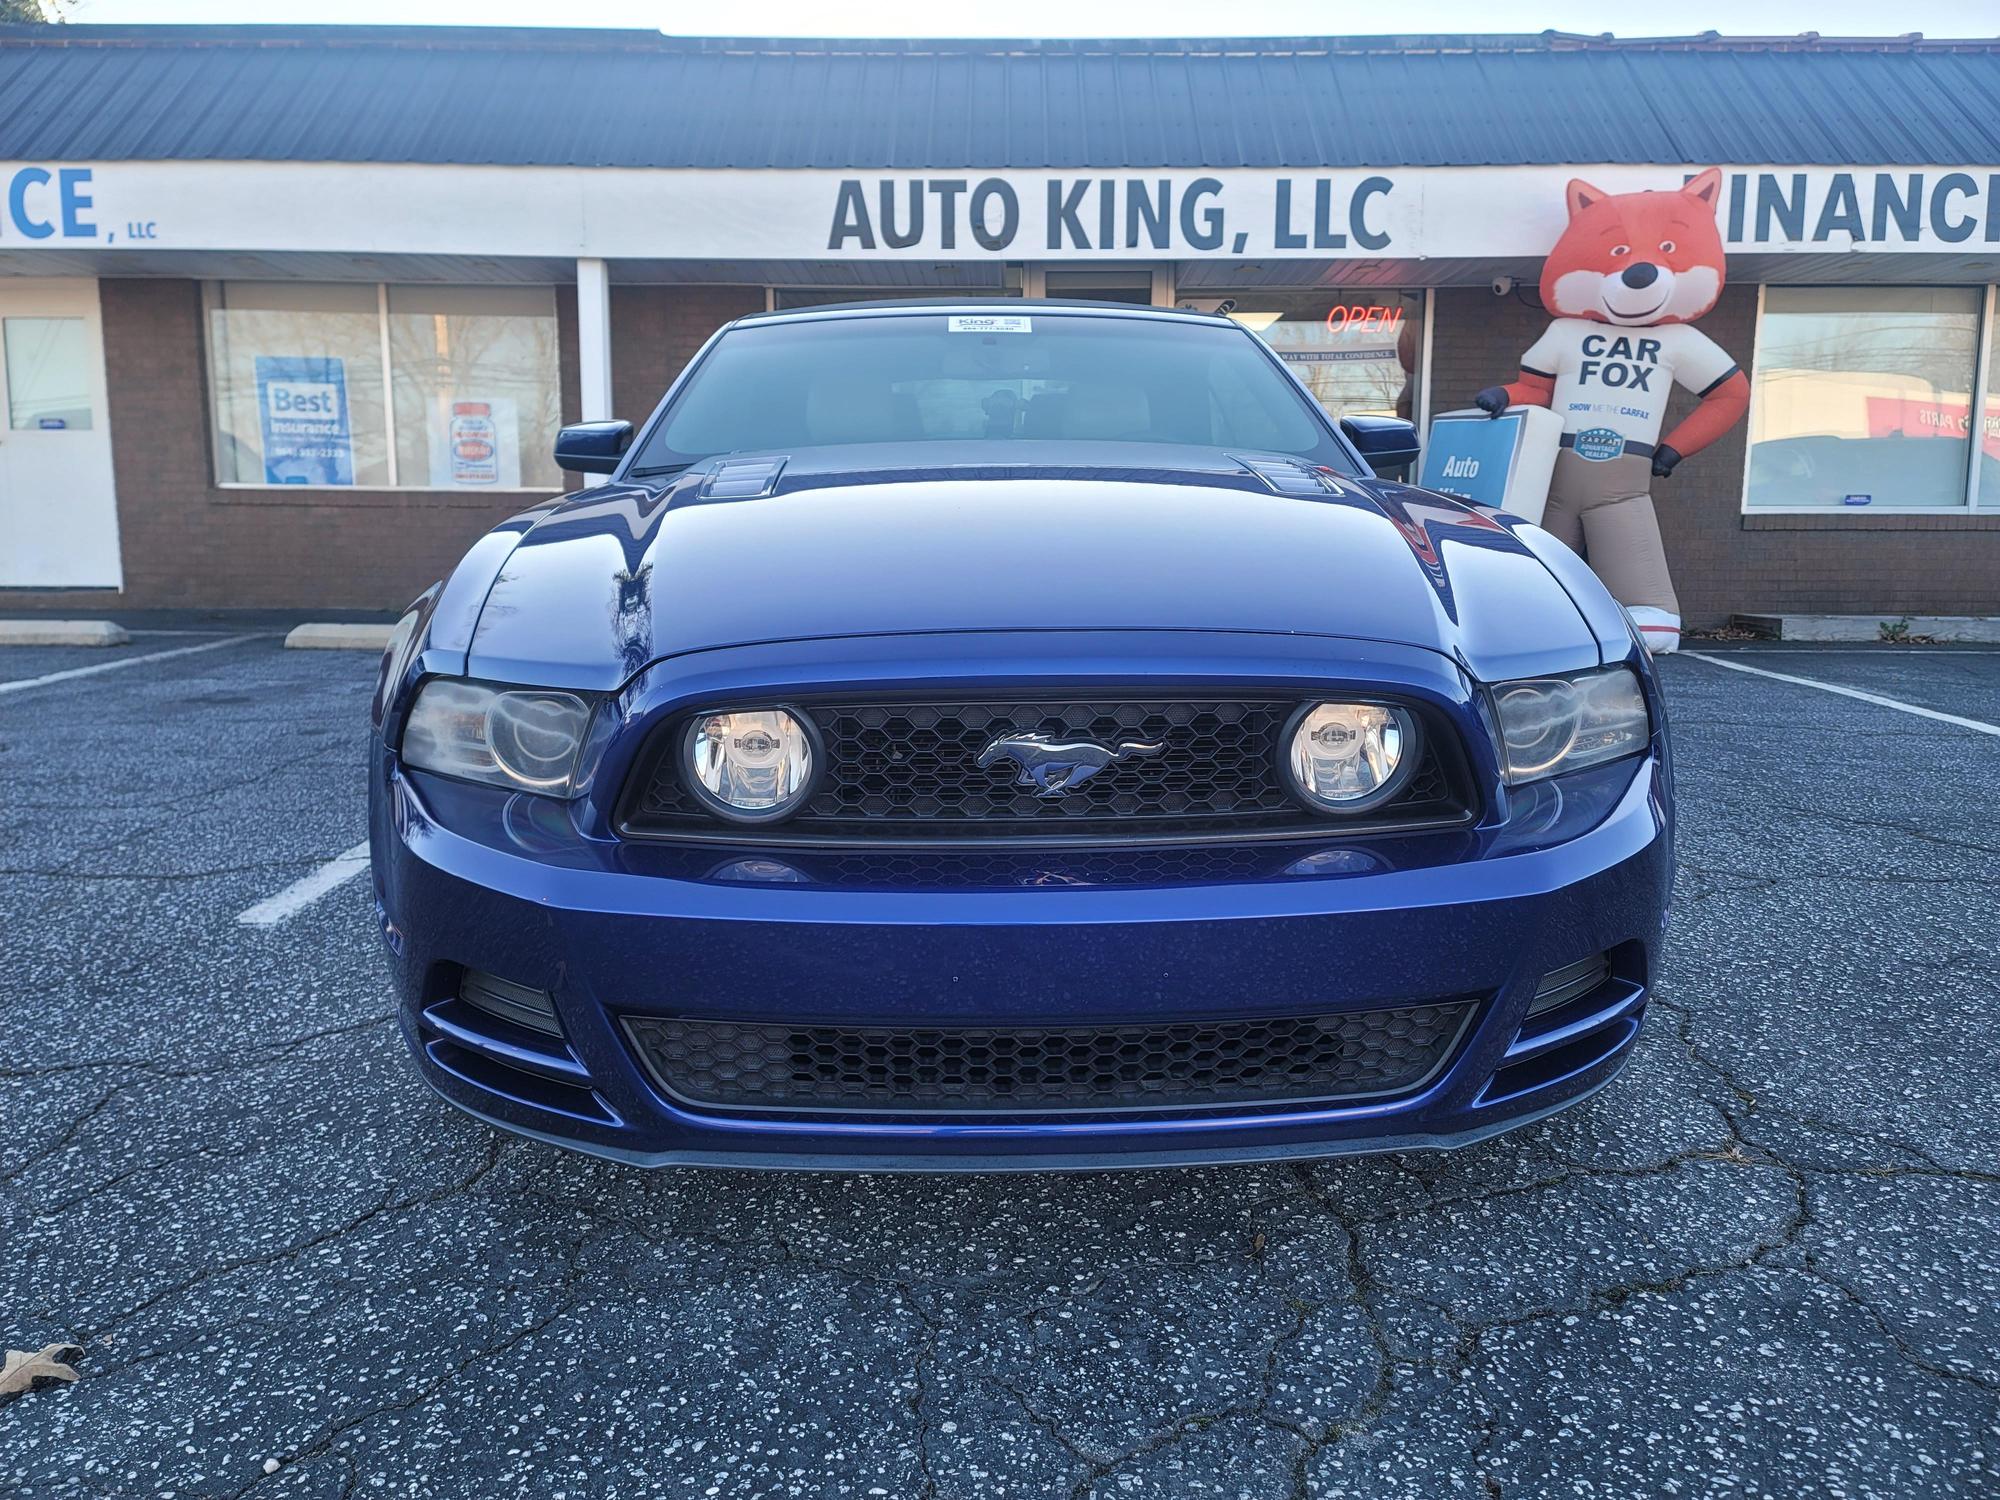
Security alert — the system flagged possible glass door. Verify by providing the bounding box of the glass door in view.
[1204,290,1425,423]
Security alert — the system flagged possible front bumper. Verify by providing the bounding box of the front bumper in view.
[371,737,1671,1171]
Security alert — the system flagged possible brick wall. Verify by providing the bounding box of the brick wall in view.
[1429,284,2000,626]
[7,279,757,613]
[609,283,765,425]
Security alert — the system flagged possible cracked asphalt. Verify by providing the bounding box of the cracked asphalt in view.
[1,634,1996,1498]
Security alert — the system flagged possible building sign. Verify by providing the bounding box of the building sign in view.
[255,355,353,485]
[2,165,99,240]
[824,175,1396,254]
[2,161,1997,260]
[1725,170,1995,247]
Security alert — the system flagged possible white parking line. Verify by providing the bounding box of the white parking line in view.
[237,842,373,927]
[1683,652,2000,738]
[1701,648,2000,655]
[0,633,265,697]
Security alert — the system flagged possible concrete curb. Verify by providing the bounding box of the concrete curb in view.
[1734,613,2000,643]
[0,619,132,647]
[284,623,396,651]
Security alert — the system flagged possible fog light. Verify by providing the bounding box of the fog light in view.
[683,708,819,822]
[1284,701,1418,814]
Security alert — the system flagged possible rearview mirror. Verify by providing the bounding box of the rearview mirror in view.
[1340,415,1421,478]
[554,420,634,475]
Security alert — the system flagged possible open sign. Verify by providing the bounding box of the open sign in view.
[1324,304,1406,336]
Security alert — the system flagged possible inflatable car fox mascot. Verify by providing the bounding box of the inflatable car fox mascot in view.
[1476,168,1749,653]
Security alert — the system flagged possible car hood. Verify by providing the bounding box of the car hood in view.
[466,444,1602,690]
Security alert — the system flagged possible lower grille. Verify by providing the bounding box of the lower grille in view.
[623,1002,1475,1116]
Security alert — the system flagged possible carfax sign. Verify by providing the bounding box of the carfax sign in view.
[255,356,354,486]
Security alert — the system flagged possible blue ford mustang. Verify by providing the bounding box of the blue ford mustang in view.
[368,301,1672,1171]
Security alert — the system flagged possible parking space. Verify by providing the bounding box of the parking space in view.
[0,632,265,698]
[2,641,1995,1499]
[1682,644,2000,729]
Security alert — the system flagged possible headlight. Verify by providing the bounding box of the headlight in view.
[1491,667,1649,784]
[684,708,817,822]
[1284,701,1419,814]
[401,679,593,796]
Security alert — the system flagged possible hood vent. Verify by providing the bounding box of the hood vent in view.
[1235,455,1341,497]
[700,456,788,499]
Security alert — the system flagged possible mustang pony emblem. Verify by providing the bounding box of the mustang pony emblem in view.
[976,732,1166,796]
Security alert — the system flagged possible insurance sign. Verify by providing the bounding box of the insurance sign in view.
[255,356,354,486]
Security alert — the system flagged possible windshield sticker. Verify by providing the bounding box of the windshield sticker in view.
[948,315,1033,334]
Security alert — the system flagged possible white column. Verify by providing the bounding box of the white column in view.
[376,282,399,485]
[576,257,614,421]
[1416,287,1437,439]
[1968,283,1995,511]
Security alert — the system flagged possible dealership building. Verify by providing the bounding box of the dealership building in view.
[1,23,1998,623]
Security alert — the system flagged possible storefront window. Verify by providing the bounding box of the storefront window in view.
[388,285,561,490]
[206,282,389,486]
[1214,292,1425,422]
[1746,287,1981,510]
[205,281,561,489]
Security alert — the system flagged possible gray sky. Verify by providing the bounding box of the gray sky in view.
[53,0,2000,36]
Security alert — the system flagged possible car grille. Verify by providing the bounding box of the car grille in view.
[621,697,1465,843]
[622,1002,1476,1116]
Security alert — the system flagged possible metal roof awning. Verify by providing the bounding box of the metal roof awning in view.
[1,26,1996,172]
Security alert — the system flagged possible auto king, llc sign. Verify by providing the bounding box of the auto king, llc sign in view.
[3,161,1997,259]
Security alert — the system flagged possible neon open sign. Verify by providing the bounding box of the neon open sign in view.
[1324,304,1406,335]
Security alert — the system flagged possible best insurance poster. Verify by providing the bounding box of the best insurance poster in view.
[254,355,355,485]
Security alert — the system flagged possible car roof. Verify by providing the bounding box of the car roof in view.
[731,298,1234,328]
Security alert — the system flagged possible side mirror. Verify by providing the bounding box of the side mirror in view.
[1340,415,1421,478]
[554,420,634,475]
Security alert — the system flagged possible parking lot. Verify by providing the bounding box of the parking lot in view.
[1,633,1995,1499]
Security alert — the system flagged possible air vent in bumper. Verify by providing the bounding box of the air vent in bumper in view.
[623,1002,1476,1117]
[418,970,616,1125]
[1527,953,1613,1018]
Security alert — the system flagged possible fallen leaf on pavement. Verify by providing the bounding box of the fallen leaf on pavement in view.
[0,1344,84,1404]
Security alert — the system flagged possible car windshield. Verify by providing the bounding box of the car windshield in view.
[628,311,1356,474]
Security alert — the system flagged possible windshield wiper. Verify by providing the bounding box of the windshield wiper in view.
[628,462,692,479]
